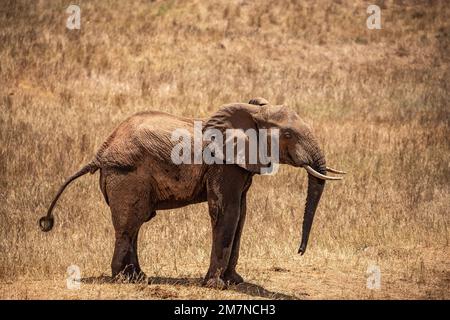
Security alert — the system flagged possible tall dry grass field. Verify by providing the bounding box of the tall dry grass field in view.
[0,0,449,299]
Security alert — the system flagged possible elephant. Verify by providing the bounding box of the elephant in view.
[39,98,345,288]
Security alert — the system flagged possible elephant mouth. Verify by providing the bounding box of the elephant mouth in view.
[285,151,299,166]
[286,151,347,180]
[286,151,346,180]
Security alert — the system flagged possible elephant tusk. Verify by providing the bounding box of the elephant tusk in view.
[304,165,343,181]
[326,166,347,174]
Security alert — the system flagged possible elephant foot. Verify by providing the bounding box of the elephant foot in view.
[113,265,147,283]
[223,270,244,285]
[203,276,227,290]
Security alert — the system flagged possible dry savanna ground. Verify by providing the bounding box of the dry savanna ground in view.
[0,0,449,299]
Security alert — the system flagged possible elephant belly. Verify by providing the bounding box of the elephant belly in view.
[155,189,208,210]
[145,161,208,210]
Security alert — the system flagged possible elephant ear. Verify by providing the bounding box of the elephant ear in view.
[203,104,272,174]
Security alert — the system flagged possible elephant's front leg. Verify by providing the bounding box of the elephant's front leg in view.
[204,174,244,289]
[223,192,247,285]
[204,199,241,288]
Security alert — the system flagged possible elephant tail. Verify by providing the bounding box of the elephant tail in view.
[39,161,99,232]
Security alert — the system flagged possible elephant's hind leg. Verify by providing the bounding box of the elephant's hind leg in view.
[106,170,154,282]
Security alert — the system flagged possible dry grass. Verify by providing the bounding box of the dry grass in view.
[0,0,449,299]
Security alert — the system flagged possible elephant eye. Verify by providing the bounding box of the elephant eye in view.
[284,131,292,139]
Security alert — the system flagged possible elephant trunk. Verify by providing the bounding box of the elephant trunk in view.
[298,149,326,255]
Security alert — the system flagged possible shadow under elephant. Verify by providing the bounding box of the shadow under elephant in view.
[81,275,303,300]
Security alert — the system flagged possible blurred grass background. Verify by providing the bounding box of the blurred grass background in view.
[0,0,448,299]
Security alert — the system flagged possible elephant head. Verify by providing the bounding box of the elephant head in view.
[203,99,345,255]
